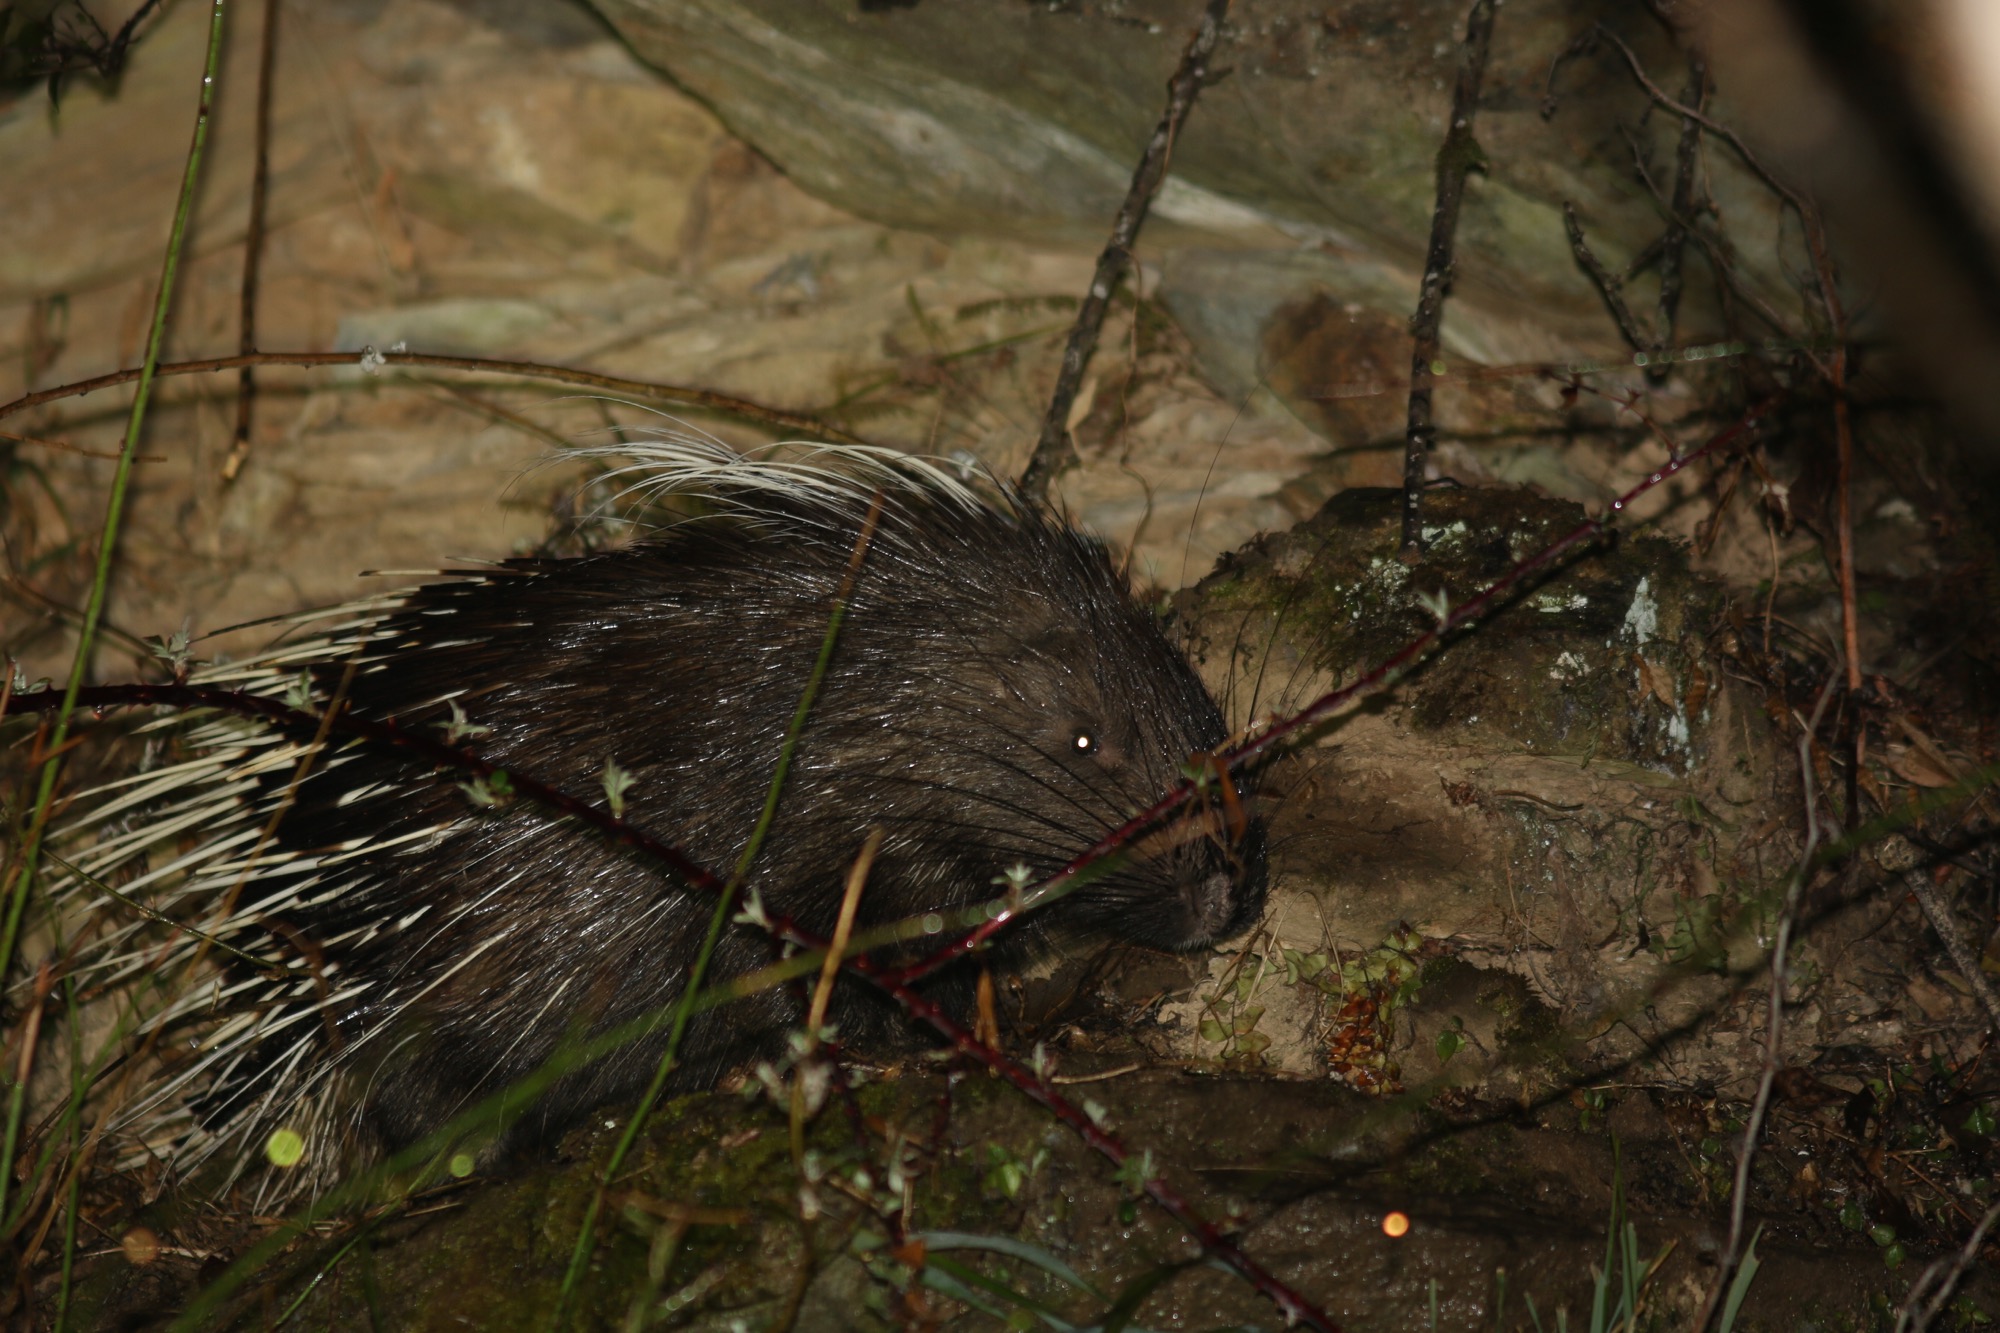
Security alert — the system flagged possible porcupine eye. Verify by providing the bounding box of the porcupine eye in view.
[1070,728,1099,755]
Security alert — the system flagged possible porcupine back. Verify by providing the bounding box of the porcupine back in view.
[43,440,1267,1200]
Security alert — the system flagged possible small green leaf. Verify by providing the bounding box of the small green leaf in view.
[1435,1029,1465,1063]
[600,758,635,819]
[150,622,193,673]
[1111,1150,1155,1196]
[439,699,493,744]
[1965,1103,1998,1138]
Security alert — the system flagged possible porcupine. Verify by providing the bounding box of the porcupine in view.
[39,438,1267,1197]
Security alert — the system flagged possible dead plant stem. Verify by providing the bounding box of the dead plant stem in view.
[1894,1198,2000,1333]
[1401,0,1498,559]
[223,0,281,483]
[1695,669,1841,1332]
[1018,0,1229,501]
[0,351,864,446]
[1902,869,2000,1034]
[793,828,882,1161]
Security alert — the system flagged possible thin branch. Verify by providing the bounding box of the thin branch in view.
[0,350,867,445]
[1400,0,1498,560]
[1903,869,2000,1034]
[1656,49,1707,343]
[222,0,281,485]
[1695,670,1841,1332]
[1894,1199,2000,1333]
[1563,201,1654,356]
[1799,218,1863,701]
[1017,0,1230,502]
[0,429,157,462]
[1593,24,1810,216]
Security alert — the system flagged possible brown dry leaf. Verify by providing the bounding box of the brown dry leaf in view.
[1856,763,1891,808]
[1632,655,1676,709]
[1885,744,1957,789]
[1684,660,1709,718]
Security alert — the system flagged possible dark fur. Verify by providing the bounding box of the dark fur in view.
[214,486,1266,1157]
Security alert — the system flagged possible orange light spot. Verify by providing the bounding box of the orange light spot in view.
[1381,1211,1410,1238]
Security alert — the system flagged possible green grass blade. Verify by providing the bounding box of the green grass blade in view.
[553,503,880,1323]
[1716,1227,1763,1333]
[0,0,230,1235]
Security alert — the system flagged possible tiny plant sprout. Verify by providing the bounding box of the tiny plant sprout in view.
[601,758,635,819]
[733,890,772,930]
[283,670,315,711]
[992,862,1033,907]
[1083,1099,1111,1130]
[457,770,512,809]
[1112,1149,1155,1195]
[1415,587,1452,624]
[151,621,194,675]
[440,699,493,744]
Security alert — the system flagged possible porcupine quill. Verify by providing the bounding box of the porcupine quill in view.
[32,437,1268,1200]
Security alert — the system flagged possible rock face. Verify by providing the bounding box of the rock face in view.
[1166,485,1806,1094]
[590,0,1795,347]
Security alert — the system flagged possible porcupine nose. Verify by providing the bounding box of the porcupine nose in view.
[1178,820,1268,945]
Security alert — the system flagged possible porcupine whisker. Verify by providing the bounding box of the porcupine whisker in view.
[856,763,1107,839]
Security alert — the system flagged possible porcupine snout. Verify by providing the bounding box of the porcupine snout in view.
[1106,800,1267,951]
[1184,815,1268,946]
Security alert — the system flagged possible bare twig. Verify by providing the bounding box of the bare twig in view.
[1563,202,1653,356]
[1400,0,1498,559]
[1800,218,1862,700]
[1656,49,1707,343]
[0,350,866,445]
[1694,670,1841,1332]
[1903,869,2000,1035]
[1894,1199,2000,1333]
[1017,0,1229,502]
[794,828,883,1159]
[1593,24,1810,217]
[222,0,281,484]
[0,429,157,462]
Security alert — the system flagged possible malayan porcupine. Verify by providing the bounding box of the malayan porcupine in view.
[32,439,1267,1197]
